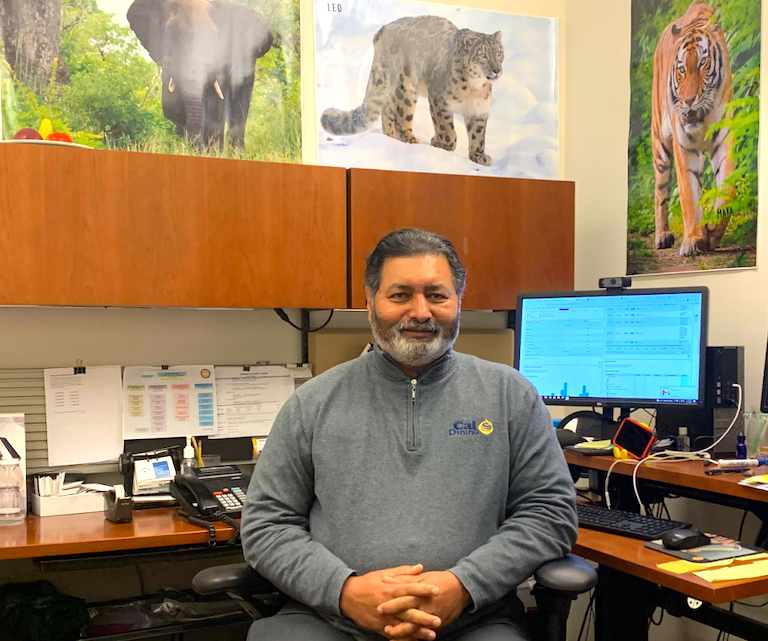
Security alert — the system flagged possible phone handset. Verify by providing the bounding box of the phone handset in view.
[169,474,241,546]
[171,473,219,517]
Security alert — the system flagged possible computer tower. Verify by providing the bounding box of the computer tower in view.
[655,346,744,457]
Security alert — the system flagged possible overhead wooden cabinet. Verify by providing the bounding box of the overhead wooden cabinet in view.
[348,168,575,310]
[0,146,347,309]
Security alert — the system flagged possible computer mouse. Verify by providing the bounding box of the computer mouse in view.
[661,528,711,550]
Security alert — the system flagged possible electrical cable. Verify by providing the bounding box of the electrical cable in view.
[738,510,748,541]
[577,589,596,641]
[628,384,743,515]
[273,308,335,332]
[189,515,217,546]
[135,564,145,595]
[735,598,768,608]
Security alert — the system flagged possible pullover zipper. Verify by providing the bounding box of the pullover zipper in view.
[409,378,418,451]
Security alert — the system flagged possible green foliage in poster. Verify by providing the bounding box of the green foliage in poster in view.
[0,0,301,162]
[628,0,759,271]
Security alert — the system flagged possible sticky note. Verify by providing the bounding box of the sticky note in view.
[694,559,768,583]
[657,559,733,574]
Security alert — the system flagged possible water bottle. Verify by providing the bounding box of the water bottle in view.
[745,408,765,457]
[676,426,690,452]
[0,459,25,525]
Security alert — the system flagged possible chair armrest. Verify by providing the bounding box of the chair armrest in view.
[193,562,277,596]
[533,554,597,596]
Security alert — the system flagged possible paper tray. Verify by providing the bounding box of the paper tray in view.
[31,492,105,517]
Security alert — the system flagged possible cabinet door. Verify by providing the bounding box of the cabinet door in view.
[349,169,574,309]
[0,146,346,309]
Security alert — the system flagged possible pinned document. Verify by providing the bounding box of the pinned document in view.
[44,366,123,466]
[123,366,217,439]
[213,366,294,438]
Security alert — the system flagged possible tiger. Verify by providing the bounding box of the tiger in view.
[651,1,734,256]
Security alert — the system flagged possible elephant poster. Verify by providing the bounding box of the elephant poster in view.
[0,0,301,163]
[627,0,760,274]
[314,0,559,179]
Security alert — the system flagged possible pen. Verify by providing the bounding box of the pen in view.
[705,468,749,475]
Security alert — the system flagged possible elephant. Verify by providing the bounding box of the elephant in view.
[127,0,273,148]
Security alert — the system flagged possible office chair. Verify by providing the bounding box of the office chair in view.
[193,554,597,641]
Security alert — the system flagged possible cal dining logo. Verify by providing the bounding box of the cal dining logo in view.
[449,419,494,436]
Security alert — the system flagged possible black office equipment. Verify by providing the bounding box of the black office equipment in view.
[170,465,249,519]
[656,345,744,456]
[514,286,708,430]
[661,527,710,550]
[193,555,598,641]
[576,503,691,540]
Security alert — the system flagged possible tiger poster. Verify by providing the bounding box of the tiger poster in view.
[314,0,559,179]
[628,0,760,274]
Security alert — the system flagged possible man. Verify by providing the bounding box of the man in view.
[241,228,577,641]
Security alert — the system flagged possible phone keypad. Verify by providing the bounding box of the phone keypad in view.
[213,488,243,512]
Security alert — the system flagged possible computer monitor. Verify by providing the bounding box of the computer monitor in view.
[514,287,708,410]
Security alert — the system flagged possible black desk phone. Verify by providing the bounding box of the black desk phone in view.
[170,465,250,520]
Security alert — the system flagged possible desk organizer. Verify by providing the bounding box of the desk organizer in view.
[31,492,105,517]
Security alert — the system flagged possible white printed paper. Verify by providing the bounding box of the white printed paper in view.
[214,366,294,438]
[123,366,217,440]
[44,366,123,466]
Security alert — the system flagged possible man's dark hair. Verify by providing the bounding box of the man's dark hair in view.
[364,228,467,297]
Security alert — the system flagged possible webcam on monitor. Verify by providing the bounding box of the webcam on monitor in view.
[598,276,632,289]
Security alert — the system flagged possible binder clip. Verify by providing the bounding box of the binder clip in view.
[160,361,170,371]
[243,365,250,372]
[74,359,86,375]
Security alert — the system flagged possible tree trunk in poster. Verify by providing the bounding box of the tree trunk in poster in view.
[0,0,61,95]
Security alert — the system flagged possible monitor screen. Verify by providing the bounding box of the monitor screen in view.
[514,287,708,408]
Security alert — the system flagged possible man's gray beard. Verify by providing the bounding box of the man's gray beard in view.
[370,305,460,369]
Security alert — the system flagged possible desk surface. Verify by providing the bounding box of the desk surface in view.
[2,500,767,605]
[0,509,236,560]
[574,527,768,604]
[566,451,768,603]
[564,451,768,503]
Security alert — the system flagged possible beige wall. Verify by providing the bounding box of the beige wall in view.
[565,0,768,411]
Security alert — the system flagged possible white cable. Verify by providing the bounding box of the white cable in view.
[627,384,743,513]
[603,458,630,510]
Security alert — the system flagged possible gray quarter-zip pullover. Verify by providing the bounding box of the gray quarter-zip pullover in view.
[241,346,577,638]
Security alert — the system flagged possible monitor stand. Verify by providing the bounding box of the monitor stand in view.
[559,407,627,440]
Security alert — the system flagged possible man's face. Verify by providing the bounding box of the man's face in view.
[366,254,460,371]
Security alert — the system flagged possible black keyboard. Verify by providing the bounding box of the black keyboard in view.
[577,504,691,541]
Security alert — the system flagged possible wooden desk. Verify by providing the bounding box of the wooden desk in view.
[564,451,768,503]
[0,508,237,560]
[574,527,768,604]
[565,451,768,641]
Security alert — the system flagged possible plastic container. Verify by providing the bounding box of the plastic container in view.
[676,427,690,452]
[745,409,767,458]
[0,459,25,525]
[180,436,197,475]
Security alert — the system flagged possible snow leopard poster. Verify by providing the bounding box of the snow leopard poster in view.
[314,0,559,179]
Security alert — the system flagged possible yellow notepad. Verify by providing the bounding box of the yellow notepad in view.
[694,559,768,582]
[657,559,733,574]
